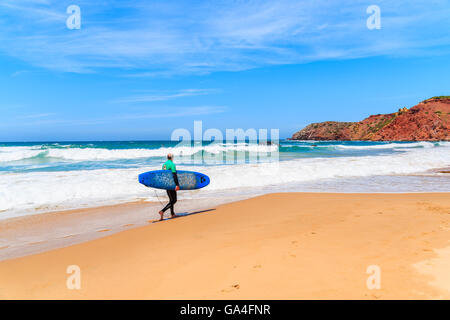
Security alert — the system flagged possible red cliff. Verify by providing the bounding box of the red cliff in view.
[290,97,450,141]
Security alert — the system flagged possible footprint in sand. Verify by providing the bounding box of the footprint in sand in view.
[221,284,240,293]
[122,224,134,228]
[0,245,9,250]
[62,234,77,239]
[28,241,45,245]
[428,206,450,214]
[97,229,112,233]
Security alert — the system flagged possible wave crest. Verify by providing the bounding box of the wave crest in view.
[0,143,279,162]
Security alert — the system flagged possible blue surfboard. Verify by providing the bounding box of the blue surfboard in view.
[138,170,210,190]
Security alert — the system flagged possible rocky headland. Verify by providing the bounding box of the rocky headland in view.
[291,97,450,141]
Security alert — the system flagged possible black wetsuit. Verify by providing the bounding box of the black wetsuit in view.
[161,172,179,215]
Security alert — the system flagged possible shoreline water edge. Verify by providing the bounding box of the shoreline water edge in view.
[1,140,449,220]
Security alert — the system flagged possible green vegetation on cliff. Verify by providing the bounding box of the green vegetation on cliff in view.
[424,96,450,101]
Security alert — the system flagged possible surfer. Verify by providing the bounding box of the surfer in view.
[159,153,180,220]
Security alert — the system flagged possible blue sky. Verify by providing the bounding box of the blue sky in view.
[1,0,450,141]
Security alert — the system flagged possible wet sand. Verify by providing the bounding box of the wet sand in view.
[0,195,249,261]
[0,193,449,299]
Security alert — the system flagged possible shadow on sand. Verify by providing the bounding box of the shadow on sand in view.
[151,208,216,223]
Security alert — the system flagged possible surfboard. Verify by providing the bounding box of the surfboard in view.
[138,170,210,190]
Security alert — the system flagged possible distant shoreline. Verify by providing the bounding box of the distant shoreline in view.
[290,97,450,141]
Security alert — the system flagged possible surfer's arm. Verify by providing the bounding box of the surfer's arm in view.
[172,172,180,189]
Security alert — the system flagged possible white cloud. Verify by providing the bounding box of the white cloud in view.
[11,70,29,77]
[17,112,55,119]
[0,1,449,74]
[115,106,227,120]
[112,89,218,103]
[2,106,227,127]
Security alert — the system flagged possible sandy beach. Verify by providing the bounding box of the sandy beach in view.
[0,192,449,299]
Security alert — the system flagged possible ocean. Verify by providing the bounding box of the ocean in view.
[1,140,449,219]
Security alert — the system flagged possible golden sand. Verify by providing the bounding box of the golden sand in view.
[0,193,449,299]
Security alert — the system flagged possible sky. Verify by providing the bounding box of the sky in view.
[1,0,450,141]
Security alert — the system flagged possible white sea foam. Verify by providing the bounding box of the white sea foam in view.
[0,144,449,218]
[282,141,446,150]
[0,146,46,162]
[334,141,441,150]
[3,141,447,163]
[0,143,279,162]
